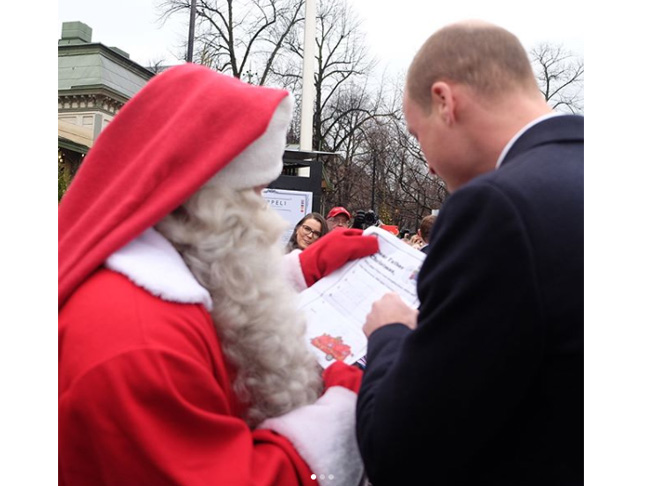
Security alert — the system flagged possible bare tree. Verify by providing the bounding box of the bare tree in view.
[145,59,169,74]
[321,88,448,228]
[318,75,404,212]
[530,43,584,114]
[275,0,379,151]
[157,0,304,84]
[363,110,448,229]
[155,0,443,226]
[312,0,375,150]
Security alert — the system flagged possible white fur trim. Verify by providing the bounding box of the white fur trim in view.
[258,386,364,486]
[283,249,308,292]
[208,95,293,190]
[105,228,213,311]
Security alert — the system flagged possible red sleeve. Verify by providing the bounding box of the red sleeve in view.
[322,361,363,393]
[59,348,316,486]
[59,271,317,486]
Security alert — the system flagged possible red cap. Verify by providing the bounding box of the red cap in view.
[326,207,351,219]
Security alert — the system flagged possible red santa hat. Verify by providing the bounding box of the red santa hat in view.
[59,64,292,308]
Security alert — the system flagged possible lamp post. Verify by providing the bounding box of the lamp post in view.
[186,0,198,63]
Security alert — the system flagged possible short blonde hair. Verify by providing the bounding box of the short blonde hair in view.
[406,21,538,110]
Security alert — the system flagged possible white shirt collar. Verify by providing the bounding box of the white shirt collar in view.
[495,112,563,169]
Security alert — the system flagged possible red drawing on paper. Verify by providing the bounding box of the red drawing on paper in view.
[311,334,352,362]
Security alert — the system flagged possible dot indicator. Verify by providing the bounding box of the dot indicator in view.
[310,474,317,480]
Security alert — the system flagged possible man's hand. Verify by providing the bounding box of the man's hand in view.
[363,292,419,337]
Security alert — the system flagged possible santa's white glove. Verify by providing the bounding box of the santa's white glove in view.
[283,249,308,292]
[258,385,363,486]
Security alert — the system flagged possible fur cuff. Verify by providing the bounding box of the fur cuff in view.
[258,386,364,485]
[283,249,308,292]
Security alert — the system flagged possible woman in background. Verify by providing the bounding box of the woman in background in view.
[286,212,328,252]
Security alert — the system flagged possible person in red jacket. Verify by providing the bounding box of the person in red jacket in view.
[58,63,377,486]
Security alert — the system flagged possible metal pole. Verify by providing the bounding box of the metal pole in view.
[300,0,316,151]
[371,154,376,210]
[186,0,198,63]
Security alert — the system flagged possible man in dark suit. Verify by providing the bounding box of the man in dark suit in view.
[356,20,583,486]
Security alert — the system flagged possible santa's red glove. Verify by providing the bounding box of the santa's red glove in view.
[322,361,363,393]
[298,228,379,287]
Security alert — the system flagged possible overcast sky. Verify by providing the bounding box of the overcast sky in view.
[58,0,584,75]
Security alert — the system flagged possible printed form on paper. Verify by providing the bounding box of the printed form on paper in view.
[298,226,426,368]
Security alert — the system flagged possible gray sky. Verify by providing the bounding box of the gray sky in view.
[349,0,584,76]
[57,0,584,74]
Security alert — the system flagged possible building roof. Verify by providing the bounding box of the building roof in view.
[58,21,154,101]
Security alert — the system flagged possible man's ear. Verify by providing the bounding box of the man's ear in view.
[430,81,455,125]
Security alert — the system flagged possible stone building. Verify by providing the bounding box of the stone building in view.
[57,20,326,210]
[58,21,154,196]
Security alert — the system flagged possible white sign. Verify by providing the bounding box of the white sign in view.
[262,188,313,247]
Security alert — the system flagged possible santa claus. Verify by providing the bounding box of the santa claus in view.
[59,63,378,485]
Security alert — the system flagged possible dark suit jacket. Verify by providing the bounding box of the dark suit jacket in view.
[357,115,584,486]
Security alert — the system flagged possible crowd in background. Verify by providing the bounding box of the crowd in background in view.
[287,205,438,255]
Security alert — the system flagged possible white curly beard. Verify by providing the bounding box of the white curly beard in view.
[155,183,323,427]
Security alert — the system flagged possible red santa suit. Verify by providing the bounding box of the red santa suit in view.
[59,64,366,486]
